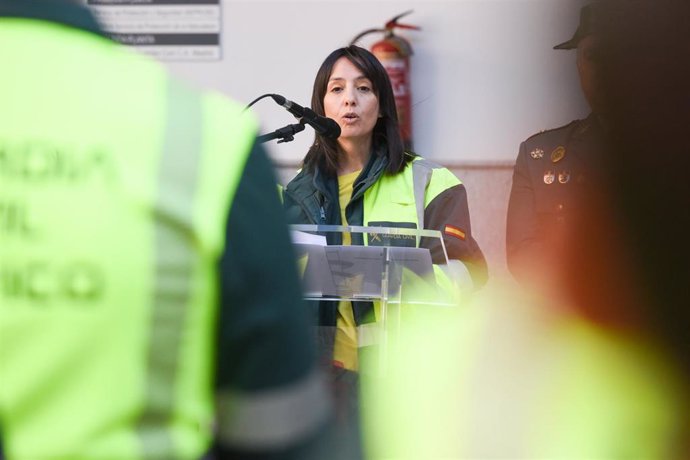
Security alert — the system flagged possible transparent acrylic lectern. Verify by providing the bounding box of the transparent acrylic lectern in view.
[290,224,461,372]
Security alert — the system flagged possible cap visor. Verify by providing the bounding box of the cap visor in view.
[553,38,578,50]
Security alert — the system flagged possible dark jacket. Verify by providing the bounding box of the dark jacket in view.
[506,114,604,282]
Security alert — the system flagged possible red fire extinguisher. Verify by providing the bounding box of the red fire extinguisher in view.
[351,11,420,150]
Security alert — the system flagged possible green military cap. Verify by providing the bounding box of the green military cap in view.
[554,3,598,50]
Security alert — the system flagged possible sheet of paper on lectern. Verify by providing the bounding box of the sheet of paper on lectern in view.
[290,230,327,246]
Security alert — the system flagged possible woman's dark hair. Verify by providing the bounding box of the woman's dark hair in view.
[302,45,410,176]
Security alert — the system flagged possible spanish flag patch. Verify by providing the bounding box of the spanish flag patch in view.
[444,224,466,241]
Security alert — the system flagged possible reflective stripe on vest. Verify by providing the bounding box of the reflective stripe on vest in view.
[216,369,331,450]
[411,158,435,228]
[135,78,203,458]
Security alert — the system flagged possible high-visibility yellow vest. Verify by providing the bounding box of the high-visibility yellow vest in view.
[0,17,257,459]
[363,156,461,230]
[364,156,472,298]
[350,158,469,350]
[362,284,686,459]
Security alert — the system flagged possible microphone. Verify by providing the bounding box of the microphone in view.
[270,94,341,139]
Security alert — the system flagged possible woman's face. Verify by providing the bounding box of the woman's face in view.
[323,57,380,145]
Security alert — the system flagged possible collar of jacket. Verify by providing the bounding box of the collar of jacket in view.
[285,147,389,223]
[316,146,390,204]
[571,112,608,141]
[0,0,106,39]
[350,147,389,203]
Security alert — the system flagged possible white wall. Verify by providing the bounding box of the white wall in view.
[163,0,589,166]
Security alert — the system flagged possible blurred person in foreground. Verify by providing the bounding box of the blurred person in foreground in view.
[506,2,607,286]
[362,1,690,457]
[0,1,332,458]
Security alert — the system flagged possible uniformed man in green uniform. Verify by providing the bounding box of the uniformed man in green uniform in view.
[506,3,605,284]
[0,1,334,458]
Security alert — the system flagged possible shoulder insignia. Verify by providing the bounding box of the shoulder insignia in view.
[551,146,566,163]
[530,148,545,159]
[524,119,578,143]
[444,224,466,241]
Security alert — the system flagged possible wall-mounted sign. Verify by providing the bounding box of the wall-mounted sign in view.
[87,0,221,61]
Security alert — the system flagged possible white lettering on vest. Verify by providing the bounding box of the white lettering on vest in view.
[0,260,105,305]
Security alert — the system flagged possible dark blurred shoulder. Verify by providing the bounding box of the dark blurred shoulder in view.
[523,119,582,146]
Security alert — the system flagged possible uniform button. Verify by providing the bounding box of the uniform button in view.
[556,204,565,212]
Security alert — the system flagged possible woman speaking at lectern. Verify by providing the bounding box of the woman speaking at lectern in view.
[283,45,487,373]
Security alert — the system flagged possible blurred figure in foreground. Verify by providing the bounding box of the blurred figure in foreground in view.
[0,1,331,458]
[590,0,690,381]
[363,1,690,457]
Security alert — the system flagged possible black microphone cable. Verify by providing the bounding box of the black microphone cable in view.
[243,93,274,112]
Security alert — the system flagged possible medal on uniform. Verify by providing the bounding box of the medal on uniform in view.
[558,170,571,184]
[530,148,544,159]
[543,170,555,185]
[551,146,566,163]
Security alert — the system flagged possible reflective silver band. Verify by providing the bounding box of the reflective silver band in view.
[137,78,203,458]
[357,321,383,348]
[411,158,443,230]
[217,369,331,450]
[438,259,473,292]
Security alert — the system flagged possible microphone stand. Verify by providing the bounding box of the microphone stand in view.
[256,121,306,144]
